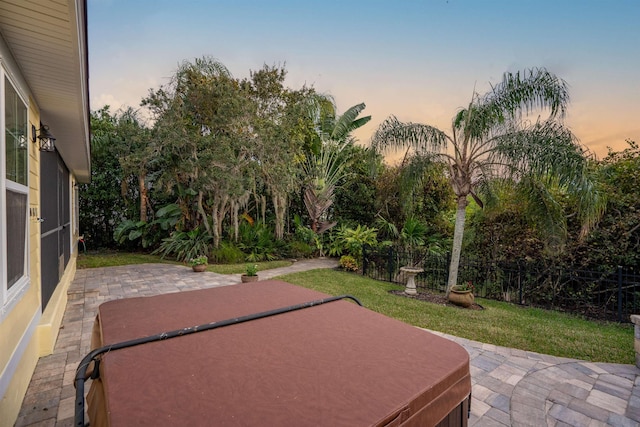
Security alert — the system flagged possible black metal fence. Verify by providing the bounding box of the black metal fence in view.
[361,246,640,323]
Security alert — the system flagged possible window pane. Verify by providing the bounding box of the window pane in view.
[5,77,28,185]
[7,189,27,289]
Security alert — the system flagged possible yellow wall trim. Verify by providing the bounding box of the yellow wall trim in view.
[37,254,78,356]
[0,308,40,426]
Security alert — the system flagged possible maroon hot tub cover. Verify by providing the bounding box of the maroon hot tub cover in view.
[87,280,471,426]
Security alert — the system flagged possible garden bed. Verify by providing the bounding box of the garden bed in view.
[389,289,484,310]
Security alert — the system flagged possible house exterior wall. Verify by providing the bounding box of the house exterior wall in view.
[0,82,42,425]
[0,35,81,426]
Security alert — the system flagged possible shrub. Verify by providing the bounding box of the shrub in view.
[245,264,258,276]
[286,240,315,259]
[211,242,245,264]
[339,255,359,272]
[238,222,279,262]
[189,256,208,266]
[329,224,378,259]
[153,228,212,262]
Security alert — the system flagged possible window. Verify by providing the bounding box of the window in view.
[1,72,29,315]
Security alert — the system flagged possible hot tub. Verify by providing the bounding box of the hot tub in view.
[78,280,470,426]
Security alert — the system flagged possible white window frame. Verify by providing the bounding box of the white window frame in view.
[0,66,31,321]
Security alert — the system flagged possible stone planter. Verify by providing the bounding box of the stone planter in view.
[241,274,259,283]
[192,264,207,272]
[448,288,474,308]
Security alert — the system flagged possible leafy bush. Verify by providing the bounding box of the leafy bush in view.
[189,255,208,266]
[339,255,358,272]
[245,264,258,276]
[153,228,212,262]
[238,222,279,262]
[114,219,149,248]
[211,242,245,264]
[293,214,316,245]
[113,203,182,250]
[328,224,378,259]
[286,240,315,259]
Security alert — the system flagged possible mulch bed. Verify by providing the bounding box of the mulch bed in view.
[389,289,484,310]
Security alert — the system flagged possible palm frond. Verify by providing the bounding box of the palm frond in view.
[491,120,584,184]
[492,122,604,241]
[483,67,569,121]
[330,102,371,140]
[516,177,567,253]
[371,115,451,155]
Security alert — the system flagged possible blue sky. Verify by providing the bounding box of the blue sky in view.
[88,0,640,158]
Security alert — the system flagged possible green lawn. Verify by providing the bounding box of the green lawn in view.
[76,251,291,274]
[277,269,634,364]
[75,252,634,364]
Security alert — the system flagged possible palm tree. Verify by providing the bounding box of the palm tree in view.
[371,68,603,297]
[303,101,371,233]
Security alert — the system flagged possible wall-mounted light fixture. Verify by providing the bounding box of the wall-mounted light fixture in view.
[32,123,56,152]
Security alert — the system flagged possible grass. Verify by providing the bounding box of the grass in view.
[76,251,634,364]
[76,251,176,269]
[277,269,635,364]
[206,260,291,274]
[76,251,292,274]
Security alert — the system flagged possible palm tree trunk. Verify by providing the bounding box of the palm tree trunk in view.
[445,195,468,297]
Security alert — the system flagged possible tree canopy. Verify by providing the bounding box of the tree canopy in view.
[372,68,604,296]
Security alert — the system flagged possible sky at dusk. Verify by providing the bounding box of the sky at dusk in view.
[88,0,640,159]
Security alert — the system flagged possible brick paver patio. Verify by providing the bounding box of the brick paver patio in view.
[14,260,640,426]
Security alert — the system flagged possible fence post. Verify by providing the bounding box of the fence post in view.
[518,263,523,305]
[362,245,367,276]
[618,265,623,323]
[445,252,450,285]
[388,246,394,283]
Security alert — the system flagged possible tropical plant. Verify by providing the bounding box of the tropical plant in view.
[113,219,149,247]
[400,217,427,267]
[339,255,359,272]
[237,222,279,262]
[328,224,378,260]
[153,228,212,262]
[245,264,258,276]
[372,68,603,297]
[113,202,182,249]
[286,240,315,259]
[301,143,346,234]
[210,242,246,264]
[189,255,208,266]
[374,214,399,241]
[453,281,474,292]
[302,102,371,234]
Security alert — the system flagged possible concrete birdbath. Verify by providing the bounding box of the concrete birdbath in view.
[399,266,423,295]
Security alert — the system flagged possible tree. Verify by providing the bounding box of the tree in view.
[113,107,152,222]
[80,107,144,249]
[80,107,124,248]
[332,145,382,227]
[302,101,371,233]
[244,65,307,240]
[567,140,640,270]
[372,68,603,297]
[143,57,252,248]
